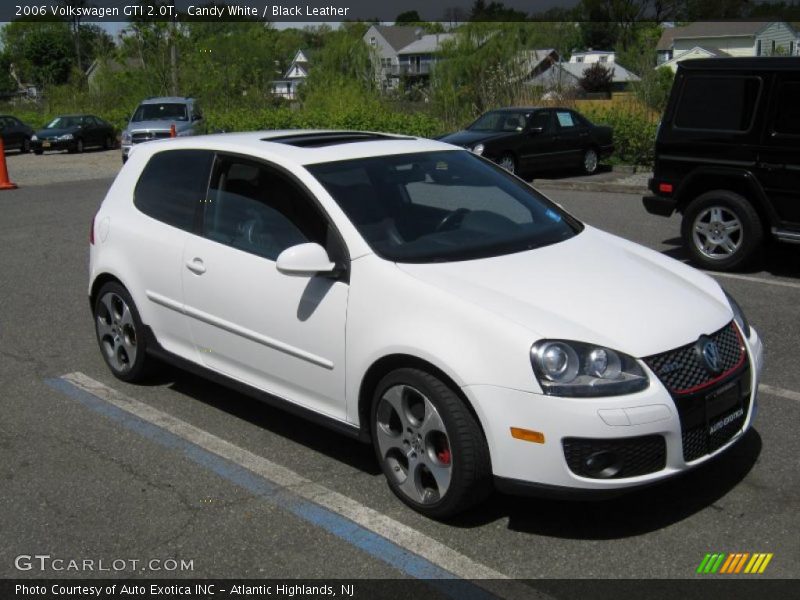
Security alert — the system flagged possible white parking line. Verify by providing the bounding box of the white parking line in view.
[705,271,800,290]
[759,383,800,403]
[60,372,542,599]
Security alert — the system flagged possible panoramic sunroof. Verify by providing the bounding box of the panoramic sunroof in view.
[264,132,413,148]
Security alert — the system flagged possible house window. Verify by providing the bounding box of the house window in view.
[756,39,762,56]
[790,41,795,55]
[370,36,376,47]
[576,56,584,63]
[599,56,608,63]
[771,40,776,54]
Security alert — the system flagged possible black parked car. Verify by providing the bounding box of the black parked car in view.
[32,114,116,154]
[0,115,35,154]
[438,107,614,176]
[643,57,800,271]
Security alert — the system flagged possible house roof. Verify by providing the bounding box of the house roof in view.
[372,25,424,52]
[528,61,641,87]
[397,33,455,55]
[657,22,774,50]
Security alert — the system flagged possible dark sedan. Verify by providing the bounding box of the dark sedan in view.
[32,115,116,154]
[438,107,614,176]
[0,115,35,154]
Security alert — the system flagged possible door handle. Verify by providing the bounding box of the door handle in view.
[185,258,206,274]
[758,162,783,171]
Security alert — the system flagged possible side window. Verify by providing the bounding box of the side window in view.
[528,111,552,132]
[674,76,761,131]
[203,157,330,261]
[134,150,214,231]
[772,81,800,136]
[555,111,576,129]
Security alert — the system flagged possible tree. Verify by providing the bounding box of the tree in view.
[1,20,74,86]
[633,66,674,111]
[395,10,422,23]
[579,63,614,94]
[469,0,527,21]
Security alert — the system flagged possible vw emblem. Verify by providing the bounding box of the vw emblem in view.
[696,336,722,374]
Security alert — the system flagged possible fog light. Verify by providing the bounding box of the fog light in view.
[584,451,622,478]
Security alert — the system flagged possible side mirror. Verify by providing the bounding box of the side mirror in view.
[529,126,544,135]
[276,243,336,276]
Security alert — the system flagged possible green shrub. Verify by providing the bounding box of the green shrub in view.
[581,105,657,166]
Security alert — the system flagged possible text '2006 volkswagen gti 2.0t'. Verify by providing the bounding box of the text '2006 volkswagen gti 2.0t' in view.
[89,130,764,519]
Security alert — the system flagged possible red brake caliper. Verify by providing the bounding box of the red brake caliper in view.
[437,447,451,465]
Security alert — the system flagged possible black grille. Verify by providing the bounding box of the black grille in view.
[644,322,744,395]
[132,131,171,144]
[563,435,666,479]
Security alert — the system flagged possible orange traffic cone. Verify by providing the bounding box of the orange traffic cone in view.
[170,123,176,138]
[0,136,18,190]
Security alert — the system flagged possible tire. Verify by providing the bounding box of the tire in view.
[582,147,599,175]
[76,138,84,153]
[497,153,517,174]
[22,137,31,154]
[371,368,492,519]
[103,135,113,150]
[681,190,763,271]
[93,282,154,383]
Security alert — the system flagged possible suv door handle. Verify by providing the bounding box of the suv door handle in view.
[758,162,783,171]
[185,258,206,274]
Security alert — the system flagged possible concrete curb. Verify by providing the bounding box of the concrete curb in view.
[531,180,648,196]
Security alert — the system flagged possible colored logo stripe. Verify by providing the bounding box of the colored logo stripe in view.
[698,553,773,574]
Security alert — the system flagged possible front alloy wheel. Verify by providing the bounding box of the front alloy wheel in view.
[371,368,491,519]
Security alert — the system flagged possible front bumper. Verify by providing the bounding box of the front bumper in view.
[32,139,74,152]
[464,327,763,493]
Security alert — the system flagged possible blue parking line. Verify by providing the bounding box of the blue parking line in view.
[45,377,497,599]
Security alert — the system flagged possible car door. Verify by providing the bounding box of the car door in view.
[520,110,560,172]
[758,73,800,227]
[554,109,585,168]
[181,154,350,420]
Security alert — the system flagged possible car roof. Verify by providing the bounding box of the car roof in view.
[130,130,462,166]
[139,97,194,104]
[679,57,800,71]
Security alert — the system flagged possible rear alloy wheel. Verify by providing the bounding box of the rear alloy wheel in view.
[103,135,113,150]
[76,138,84,153]
[681,190,763,271]
[94,282,154,382]
[582,148,598,174]
[371,368,491,519]
[498,153,516,174]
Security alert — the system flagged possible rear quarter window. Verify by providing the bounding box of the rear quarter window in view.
[133,149,214,231]
[674,76,761,132]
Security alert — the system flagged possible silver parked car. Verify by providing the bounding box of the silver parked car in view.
[120,97,204,163]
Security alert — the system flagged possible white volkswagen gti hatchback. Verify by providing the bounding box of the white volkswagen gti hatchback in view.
[89,131,764,518]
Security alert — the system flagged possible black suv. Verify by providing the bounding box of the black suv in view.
[643,57,800,270]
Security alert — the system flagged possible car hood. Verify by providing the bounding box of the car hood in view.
[396,227,731,358]
[438,130,515,147]
[126,120,190,133]
[36,127,78,137]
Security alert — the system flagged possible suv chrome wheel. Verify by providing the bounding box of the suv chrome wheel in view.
[692,206,743,260]
[375,384,452,505]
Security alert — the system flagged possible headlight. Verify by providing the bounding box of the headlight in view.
[472,143,484,155]
[121,132,132,144]
[31,135,38,141]
[531,340,649,397]
[57,133,73,140]
[724,290,751,338]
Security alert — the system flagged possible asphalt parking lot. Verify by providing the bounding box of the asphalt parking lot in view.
[0,156,798,590]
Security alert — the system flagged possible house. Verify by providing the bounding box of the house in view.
[363,25,453,91]
[569,50,616,65]
[526,56,640,95]
[271,49,309,100]
[657,21,799,72]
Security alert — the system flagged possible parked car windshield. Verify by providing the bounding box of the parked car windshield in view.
[46,116,83,129]
[132,103,188,122]
[308,150,581,263]
[468,111,528,132]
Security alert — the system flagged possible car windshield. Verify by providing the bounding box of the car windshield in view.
[308,150,581,263]
[46,117,82,129]
[132,103,188,122]
[468,111,528,132]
